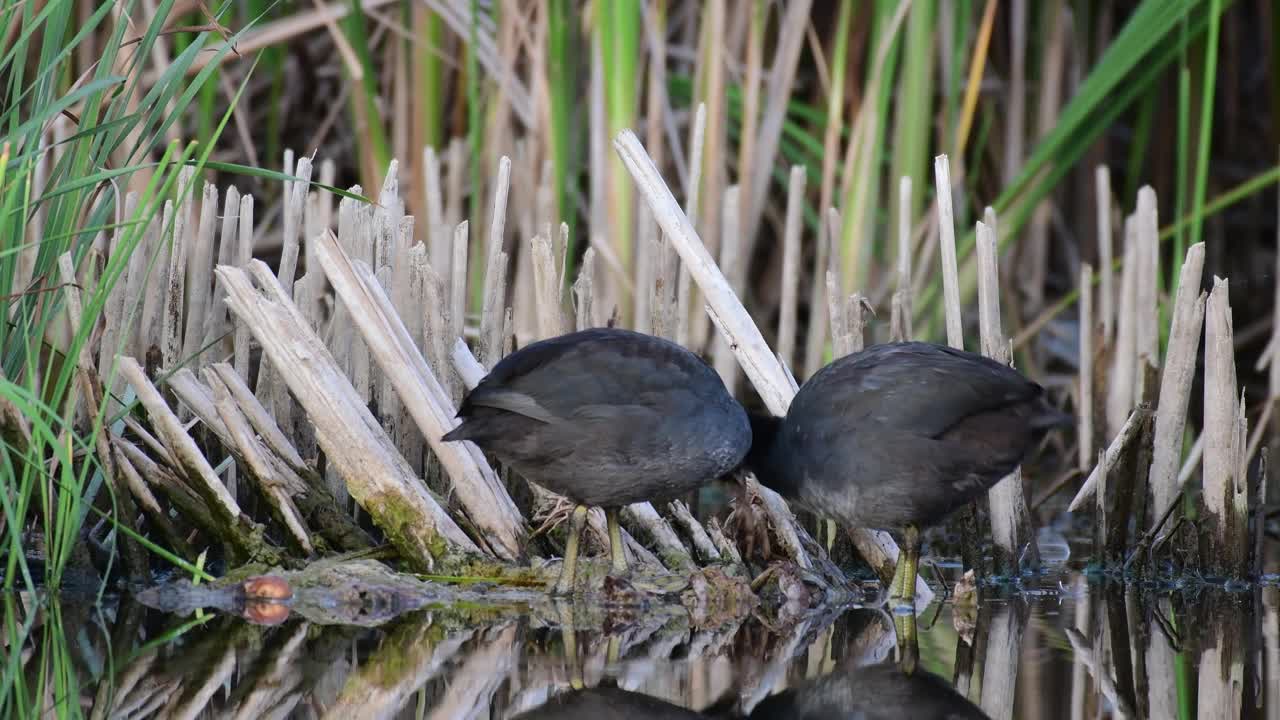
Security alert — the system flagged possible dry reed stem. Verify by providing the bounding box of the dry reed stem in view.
[1068,405,1146,512]
[206,372,314,553]
[676,103,707,347]
[480,157,512,367]
[530,234,564,338]
[314,230,524,560]
[1107,229,1138,438]
[713,186,743,389]
[1203,276,1249,577]
[1147,243,1206,523]
[218,260,479,567]
[182,183,220,366]
[668,499,721,562]
[118,357,250,533]
[161,170,194,368]
[100,196,134,386]
[450,222,469,350]
[278,155,314,299]
[618,129,925,597]
[741,0,813,245]
[1095,166,1115,340]
[573,247,596,330]
[694,0,727,349]
[1078,262,1094,471]
[935,155,964,350]
[891,176,914,342]
[622,503,695,572]
[423,146,447,272]
[1135,187,1160,370]
[232,194,255,379]
[209,363,307,472]
[777,166,805,366]
[634,204,655,335]
[976,220,1037,571]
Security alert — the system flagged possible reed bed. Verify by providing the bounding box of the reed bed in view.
[5,1,1280,715]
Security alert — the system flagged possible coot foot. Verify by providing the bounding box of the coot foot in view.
[889,523,922,608]
[553,505,589,595]
[605,508,629,576]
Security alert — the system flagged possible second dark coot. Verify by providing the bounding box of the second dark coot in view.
[743,341,1070,604]
[443,328,751,594]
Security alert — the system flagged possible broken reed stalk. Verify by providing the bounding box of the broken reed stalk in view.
[1078,262,1094,471]
[313,229,526,560]
[218,260,480,571]
[1146,243,1206,527]
[890,175,913,342]
[1203,277,1250,579]
[1108,224,1139,439]
[713,186,744,389]
[777,166,805,368]
[616,129,929,599]
[975,219,1038,573]
[1095,165,1115,341]
[480,156,512,368]
[934,155,964,351]
[676,102,706,348]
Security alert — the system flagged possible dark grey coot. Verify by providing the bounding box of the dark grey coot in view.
[743,341,1071,604]
[443,328,751,594]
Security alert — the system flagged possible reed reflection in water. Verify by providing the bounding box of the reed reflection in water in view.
[31,573,1280,718]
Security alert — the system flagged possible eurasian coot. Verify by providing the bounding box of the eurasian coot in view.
[443,328,751,594]
[743,342,1069,605]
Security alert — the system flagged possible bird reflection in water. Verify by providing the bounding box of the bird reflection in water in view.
[514,608,987,720]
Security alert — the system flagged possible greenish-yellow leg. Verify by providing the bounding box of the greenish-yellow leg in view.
[555,599,585,689]
[555,505,589,595]
[894,609,919,676]
[606,508,628,575]
[889,524,922,606]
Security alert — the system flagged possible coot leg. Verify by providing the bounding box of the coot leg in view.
[890,523,923,607]
[555,505,589,595]
[606,508,628,575]
[895,610,920,676]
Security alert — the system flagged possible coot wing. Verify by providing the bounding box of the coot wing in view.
[793,342,1042,440]
[459,328,723,424]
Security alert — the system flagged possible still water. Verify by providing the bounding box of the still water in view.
[39,562,1279,719]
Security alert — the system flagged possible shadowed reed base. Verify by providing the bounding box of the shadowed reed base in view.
[552,505,630,595]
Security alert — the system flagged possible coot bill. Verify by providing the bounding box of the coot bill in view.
[743,342,1069,605]
[444,328,751,594]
